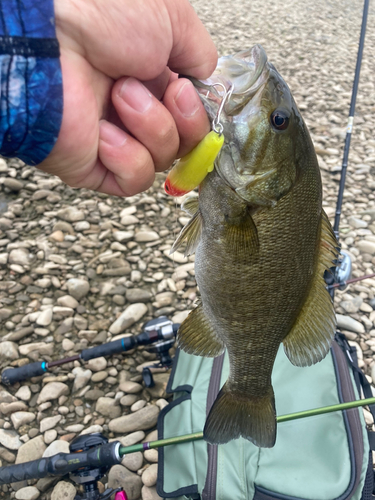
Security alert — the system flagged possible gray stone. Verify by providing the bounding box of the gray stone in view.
[142,463,158,487]
[108,464,142,500]
[120,394,139,407]
[109,405,159,433]
[0,340,19,359]
[9,249,32,266]
[84,390,104,401]
[357,240,375,255]
[11,412,36,430]
[126,288,153,303]
[72,368,92,392]
[121,451,143,472]
[336,314,365,334]
[36,308,53,326]
[95,397,121,419]
[43,440,70,458]
[3,178,23,191]
[51,481,76,500]
[0,429,22,450]
[44,429,57,444]
[115,431,145,447]
[87,357,107,372]
[66,279,90,300]
[37,383,70,404]
[109,303,148,334]
[40,415,62,433]
[135,231,159,242]
[57,207,85,222]
[0,401,28,415]
[57,295,79,309]
[113,231,134,242]
[15,386,31,402]
[16,436,46,463]
[15,486,40,500]
[141,485,162,500]
[119,381,143,394]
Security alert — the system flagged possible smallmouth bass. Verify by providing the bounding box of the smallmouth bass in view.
[171,45,339,448]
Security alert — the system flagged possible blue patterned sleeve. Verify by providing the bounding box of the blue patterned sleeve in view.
[0,0,63,165]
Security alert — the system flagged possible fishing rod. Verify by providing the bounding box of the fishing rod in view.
[327,271,375,290]
[1,396,375,492]
[333,0,370,240]
[0,317,179,386]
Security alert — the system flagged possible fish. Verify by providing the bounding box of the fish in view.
[171,44,339,448]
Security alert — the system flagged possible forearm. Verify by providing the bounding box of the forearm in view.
[0,0,63,165]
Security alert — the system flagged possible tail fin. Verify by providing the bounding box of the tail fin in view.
[203,382,276,448]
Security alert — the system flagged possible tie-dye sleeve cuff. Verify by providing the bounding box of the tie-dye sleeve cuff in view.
[0,0,63,166]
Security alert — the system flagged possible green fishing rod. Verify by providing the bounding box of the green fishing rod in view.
[1,396,374,486]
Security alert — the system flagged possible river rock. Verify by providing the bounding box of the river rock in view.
[141,485,162,500]
[142,463,158,487]
[40,415,62,433]
[109,303,148,334]
[11,412,36,430]
[66,279,90,300]
[108,465,142,500]
[109,405,159,433]
[51,481,76,500]
[119,381,143,394]
[336,314,365,334]
[126,288,153,303]
[15,486,40,500]
[43,440,70,458]
[36,308,53,326]
[135,231,159,242]
[37,382,69,404]
[57,207,84,222]
[87,357,107,372]
[3,178,23,191]
[0,429,22,450]
[121,451,143,472]
[95,397,121,419]
[9,249,31,266]
[0,340,19,359]
[16,436,46,463]
[15,386,31,402]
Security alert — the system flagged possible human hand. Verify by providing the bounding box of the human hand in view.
[37,0,217,196]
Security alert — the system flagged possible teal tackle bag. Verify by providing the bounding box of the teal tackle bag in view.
[157,334,375,500]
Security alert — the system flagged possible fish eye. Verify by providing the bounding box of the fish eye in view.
[270,109,290,131]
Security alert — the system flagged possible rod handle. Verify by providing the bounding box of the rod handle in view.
[1,362,47,386]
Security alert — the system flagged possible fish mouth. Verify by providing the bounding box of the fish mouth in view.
[182,44,269,119]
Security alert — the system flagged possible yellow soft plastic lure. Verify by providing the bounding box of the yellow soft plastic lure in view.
[164,130,224,197]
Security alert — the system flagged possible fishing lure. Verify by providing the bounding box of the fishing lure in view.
[164,83,233,197]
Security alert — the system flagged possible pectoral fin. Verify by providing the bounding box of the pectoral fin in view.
[224,211,259,260]
[182,197,199,216]
[170,208,202,257]
[177,304,224,357]
[283,210,339,366]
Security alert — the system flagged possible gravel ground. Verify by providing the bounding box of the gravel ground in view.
[0,0,375,499]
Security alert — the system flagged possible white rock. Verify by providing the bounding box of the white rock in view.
[57,207,85,222]
[43,440,70,458]
[15,386,31,402]
[109,303,148,334]
[0,429,22,450]
[336,314,365,334]
[36,308,53,326]
[40,415,62,433]
[15,486,40,500]
[51,481,76,500]
[9,249,32,266]
[113,231,134,242]
[11,412,36,430]
[135,231,159,242]
[44,429,57,444]
[0,341,19,359]
[87,357,107,372]
[57,295,79,309]
[66,279,90,300]
[37,382,69,404]
[357,240,375,255]
[62,338,75,351]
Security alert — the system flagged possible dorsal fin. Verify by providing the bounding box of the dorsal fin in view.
[283,210,340,366]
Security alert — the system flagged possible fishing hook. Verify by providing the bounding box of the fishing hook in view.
[211,82,234,135]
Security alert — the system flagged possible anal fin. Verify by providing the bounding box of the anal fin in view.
[177,304,224,357]
[283,210,340,367]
